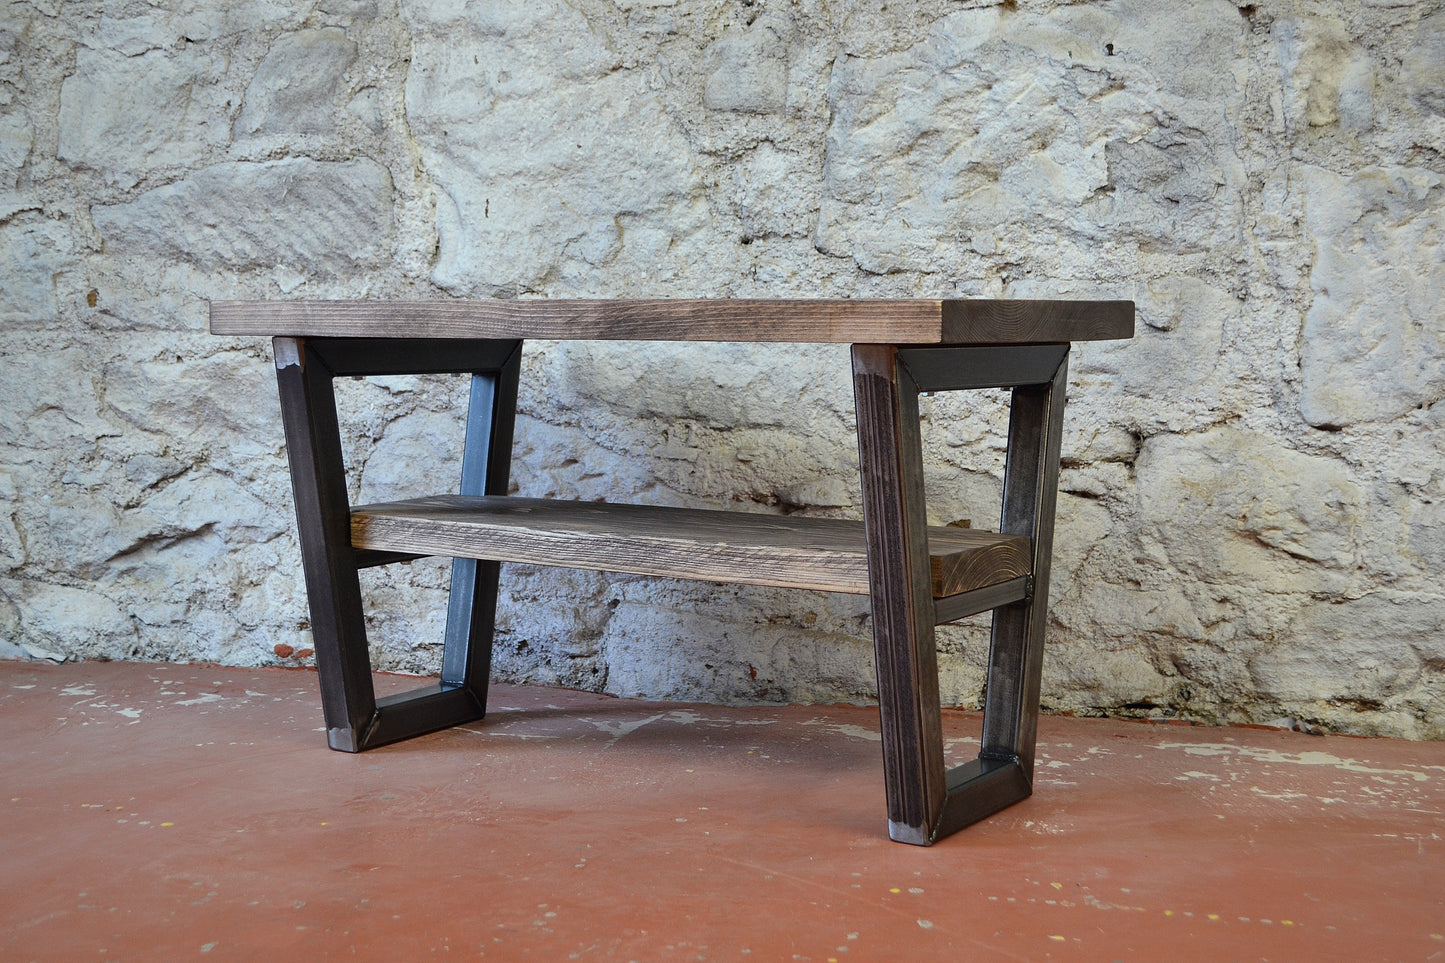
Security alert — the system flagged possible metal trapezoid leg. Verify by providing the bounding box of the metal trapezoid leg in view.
[980,350,1069,784]
[272,336,523,752]
[274,336,376,752]
[853,341,1071,844]
[853,343,948,844]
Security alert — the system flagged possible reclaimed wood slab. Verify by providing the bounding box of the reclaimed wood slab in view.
[351,495,1032,598]
[211,298,1133,345]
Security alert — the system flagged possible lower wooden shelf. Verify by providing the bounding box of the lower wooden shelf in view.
[350,495,1031,598]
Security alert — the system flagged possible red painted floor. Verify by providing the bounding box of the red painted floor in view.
[2,659,1443,961]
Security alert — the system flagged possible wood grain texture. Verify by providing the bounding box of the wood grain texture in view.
[931,544,1031,598]
[350,495,1031,598]
[210,298,1133,345]
[940,299,1134,345]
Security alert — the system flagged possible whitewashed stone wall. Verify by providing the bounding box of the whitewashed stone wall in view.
[1,0,1442,737]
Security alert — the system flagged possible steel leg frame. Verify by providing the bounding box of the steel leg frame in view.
[273,335,522,752]
[853,342,1070,845]
[272,331,1067,843]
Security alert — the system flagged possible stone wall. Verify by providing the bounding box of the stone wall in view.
[1,0,1442,737]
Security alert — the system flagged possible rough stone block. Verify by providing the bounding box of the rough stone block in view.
[1271,13,1354,130]
[816,1,1245,275]
[1250,593,1445,736]
[2,579,137,656]
[1075,275,1231,397]
[233,28,358,140]
[703,12,793,114]
[1137,427,1363,579]
[404,0,708,294]
[91,158,394,275]
[57,46,230,186]
[0,215,77,326]
[0,112,31,188]
[1404,9,1445,115]
[1298,164,1444,428]
[0,471,21,570]
[0,341,111,451]
[723,141,819,239]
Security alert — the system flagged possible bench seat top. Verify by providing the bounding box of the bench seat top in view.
[209,298,1133,345]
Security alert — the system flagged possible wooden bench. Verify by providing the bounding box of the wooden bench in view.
[210,298,1134,845]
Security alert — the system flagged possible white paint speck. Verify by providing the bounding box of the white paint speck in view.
[1156,742,1432,782]
[800,720,881,743]
[581,712,666,746]
[175,693,225,707]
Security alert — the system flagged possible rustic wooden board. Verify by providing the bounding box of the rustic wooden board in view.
[350,496,1031,597]
[938,299,1133,345]
[210,298,1133,345]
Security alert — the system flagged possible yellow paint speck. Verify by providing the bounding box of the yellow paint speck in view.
[1208,914,1219,921]
[1050,882,1062,891]
[161,822,174,828]
[890,888,902,894]
[320,822,329,826]
[1048,935,1065,942]
[1164,910,1175,917]
[1430,934,1444,941]
[1282,920,1295,926]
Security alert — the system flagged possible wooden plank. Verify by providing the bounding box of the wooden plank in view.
[210,298,1133,345]
[350,495,1031,598]
[940,299,1134,345]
